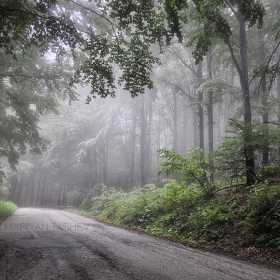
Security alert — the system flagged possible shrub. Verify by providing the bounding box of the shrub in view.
[0,173,10,200]
[0,200,18,219]
[157,148,215,196]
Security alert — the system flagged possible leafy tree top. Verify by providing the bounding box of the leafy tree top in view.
[187,0,265,63]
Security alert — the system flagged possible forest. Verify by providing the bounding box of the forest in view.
[1,0,280,262]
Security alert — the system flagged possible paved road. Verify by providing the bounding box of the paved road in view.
[0,208,279,279]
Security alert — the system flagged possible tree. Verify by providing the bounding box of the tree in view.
[3,0,279,195]
[0,0,165,99]
[176,0,264,185]
[207,47,214,183]
[0,0,167,173]
[0,47,75,169]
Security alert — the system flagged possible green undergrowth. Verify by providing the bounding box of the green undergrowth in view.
[0,200,18,219]
[78,179,280,265]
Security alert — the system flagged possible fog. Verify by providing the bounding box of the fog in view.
[6,50,266,207]
[1,0,280,206]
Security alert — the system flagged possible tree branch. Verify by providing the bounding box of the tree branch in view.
[224,0,239,19]
[160,79,195,101]
[227,41,242,77]
[167,47,199,77]
[67,0,118,35]
[0,73,61,80]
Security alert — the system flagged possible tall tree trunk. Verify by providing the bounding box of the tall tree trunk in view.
[16,178,23,206]
[87,149,93,188]
[35,172,42,206]
[92,148,98,185]
[129,108,137,186]
[239,10,256,185]
[24,179,30,206]
[259,29,269,165]
[156,114,161,166]
[173,91,178,152]
[58,185,62,206]
[29,173,34,206]
[197,61,204,154]
[146,93,153,179]
[277,63,280,163]
[228,6,256,185]
[139,95,147,187]
[207,48,214,184]
[47,185,52,206]
[182,100,188,155]
[101,140,107,185]
[124,108,129,187]
[62,186,67,206]
[9,175,18,204]
[192,107,198,147]
[40,173,47,206]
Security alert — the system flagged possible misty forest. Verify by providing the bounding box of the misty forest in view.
[2,0,280,258]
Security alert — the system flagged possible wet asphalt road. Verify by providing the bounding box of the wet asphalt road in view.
[0,208,280,279]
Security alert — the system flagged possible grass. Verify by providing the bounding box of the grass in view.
[0,200,18,220]
[77,179,280,266]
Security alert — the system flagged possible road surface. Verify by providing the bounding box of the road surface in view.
[0,207,279,279]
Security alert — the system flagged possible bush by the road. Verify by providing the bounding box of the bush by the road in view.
[78,179,280,265]
[0,200,18,219]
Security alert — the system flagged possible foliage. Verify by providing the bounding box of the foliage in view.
[187,0,265,64]
[196,78,239,106]
[82,185,127,216]
[0,43,76,169]
[78,178,280,263]
[157,148,215,195]
[80,183,108,210]
[0,175,9,200]
[0,0,172,171]
[1,0,265,98]
[211,119,280,183]
[0,0,81,58]
[0,0,167,99]
[80,181,203,234]
[237,182,280,249]
[0,200,17,219]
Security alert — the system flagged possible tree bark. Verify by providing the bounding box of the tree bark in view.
[227,6,256,185]
[40,173,47,206]
[9,175,18,204]
[182,101,188,154]
[129,108,137,186]
[277,60,280,164]
[124,108,129,187]
[197,62,204,154]
[16,178,23,206]
[24,179,30,206]
[35,172,42,206]
[259,29,269,165]
[207,48,214,183]
[146,93,153,179]
[62,186,67,206]
[139,94,147,187]
[29,173,34,206]
[238,10,256,185]
[173,91,178,152]
[92,148,98,185]
[101,140,107,185]
[58,185,62,206]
